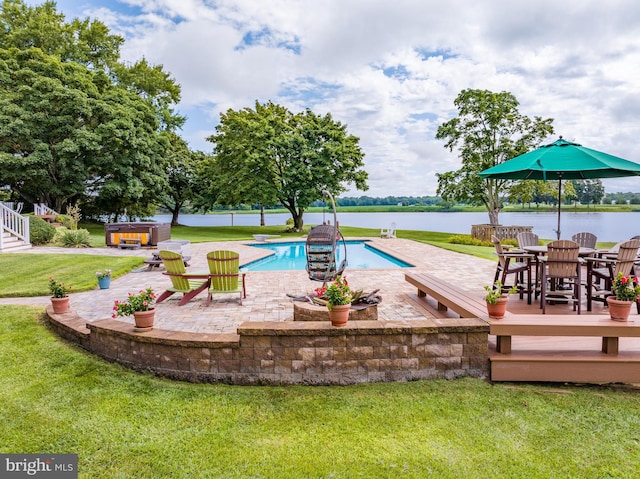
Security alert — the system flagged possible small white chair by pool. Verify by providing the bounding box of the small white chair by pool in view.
[380,223,396,239]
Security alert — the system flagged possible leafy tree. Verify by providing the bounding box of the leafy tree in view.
[436,89,554,225]
[157,133,210,225]
[0,0,182,216]
[571,179,605,206]
[205,101,368,230]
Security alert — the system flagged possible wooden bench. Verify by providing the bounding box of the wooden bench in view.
[404,272,488,319]
[491,315,640,356]
[118,238,141,249]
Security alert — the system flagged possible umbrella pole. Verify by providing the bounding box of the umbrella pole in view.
[556,178,562,240]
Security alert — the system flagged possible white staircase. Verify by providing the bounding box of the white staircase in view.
[1,203,31,252]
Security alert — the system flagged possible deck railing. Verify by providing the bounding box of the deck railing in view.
[471,224,533,242]
[34,203,58,216]
[1,203,30,249]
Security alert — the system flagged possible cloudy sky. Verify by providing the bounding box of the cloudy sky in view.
[34,0,640,197]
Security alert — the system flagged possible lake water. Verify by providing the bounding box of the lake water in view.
[153,211,640,242]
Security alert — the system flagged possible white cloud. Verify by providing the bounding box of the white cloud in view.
[46,0,640,196]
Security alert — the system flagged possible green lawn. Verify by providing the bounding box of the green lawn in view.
[2,226,638,477]
[2,306,639,478]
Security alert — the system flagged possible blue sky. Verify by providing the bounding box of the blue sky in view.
[29,0,640,197]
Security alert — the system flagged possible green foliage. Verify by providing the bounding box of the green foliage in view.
[64,203,82,229]
[95,269,111,279]
[28,215,55,245]
[157,133,210,225]
[612,272,640,302]
[57,228,91,247]
[447,234,491,247]
[55,214,75,229]
[322,275,353,308]
[2,305,640,478]
[112,287,156,316]
[436,89,554,225]
[205,101,368,231]
[0,0,182,217]
[48,277,71,298]
[484,280,518,304]
[571,179,605,205]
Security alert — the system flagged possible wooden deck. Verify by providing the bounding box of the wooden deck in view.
[405,272,640,384]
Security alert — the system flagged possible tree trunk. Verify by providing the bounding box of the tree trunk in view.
[488,208,500,226]
[260,204,265,226]
[171,208,180,226]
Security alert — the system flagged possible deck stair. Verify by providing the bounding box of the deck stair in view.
[405,271,640,384]
[1,203,31,252]
[489,315,640,383]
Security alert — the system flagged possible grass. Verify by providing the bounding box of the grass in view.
[0,254,144,297]
[3,225,639,476]
[2,305,639,478]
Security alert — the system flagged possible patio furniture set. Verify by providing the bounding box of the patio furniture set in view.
[491,231,640,316]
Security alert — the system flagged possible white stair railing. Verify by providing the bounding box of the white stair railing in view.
[34,203,58,216]
[1,203,30,249]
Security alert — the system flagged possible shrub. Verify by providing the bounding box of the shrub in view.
[29,216,56,245]
[58,228,91,248]
[447,234,492,247]
[55,214,75,229]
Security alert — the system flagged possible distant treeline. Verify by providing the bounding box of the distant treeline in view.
[197,192,640,213]
[334,196,441,207]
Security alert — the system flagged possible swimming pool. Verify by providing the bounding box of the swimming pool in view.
[241,241,413,272]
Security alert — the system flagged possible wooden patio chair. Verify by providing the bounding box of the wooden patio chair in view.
[206,250,247,305]
[156,250,209,306]
[587,238,640,311]
[571,232,597,249]
[516,231,539,249]
[491,235,534,304]
[540,240,582,314]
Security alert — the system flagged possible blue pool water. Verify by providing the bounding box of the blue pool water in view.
[241,241,413,272]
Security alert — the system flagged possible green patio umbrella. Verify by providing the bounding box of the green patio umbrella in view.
[479,137,640,239]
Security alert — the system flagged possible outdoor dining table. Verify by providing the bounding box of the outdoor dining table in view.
[522,246,596,299]
[522,245,596,257]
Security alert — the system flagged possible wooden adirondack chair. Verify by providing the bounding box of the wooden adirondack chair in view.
[571,232,597,249]
[516,231,539,249]
[156,250,209,306]
[206,250,246,305]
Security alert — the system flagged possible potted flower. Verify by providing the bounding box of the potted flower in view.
[112,287,157,330]
[318,275,353,326]
[96,269,112,289]
[49,277,72,313]
[607,272,640,321]
[484,280,518,319]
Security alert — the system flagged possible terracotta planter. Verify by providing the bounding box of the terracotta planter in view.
[486,296,509,319]
[607,297,634,322]
[133,309,155,330]
[328,304,351,327]
[50,296,70,314]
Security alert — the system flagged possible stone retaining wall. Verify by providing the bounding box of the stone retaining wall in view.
[45,307,490,385]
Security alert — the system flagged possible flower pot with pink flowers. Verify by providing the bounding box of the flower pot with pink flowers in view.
[113,287,157,331]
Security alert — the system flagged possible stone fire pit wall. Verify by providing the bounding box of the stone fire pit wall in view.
[46,310,490,385]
